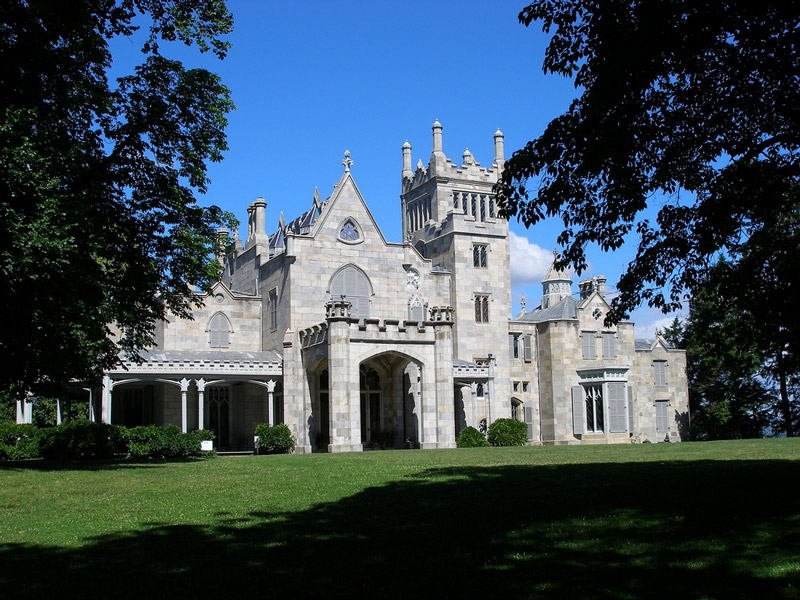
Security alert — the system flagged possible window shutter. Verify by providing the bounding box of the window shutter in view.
[602,334,616,359]
[628,386,634,433]
[523,335,532,362]
[654,361,667,387]
[582,333,595,359]
[607,382,626,432]
[656,401,669,433]
[572,386,585,435]
[209,314,229,348]
[524,406,533,440]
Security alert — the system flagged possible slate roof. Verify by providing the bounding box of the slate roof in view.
[516,296,578,323]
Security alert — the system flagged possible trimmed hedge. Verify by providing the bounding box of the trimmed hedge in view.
[456,426,489,448]
[37,421,120,460]
[0,422,216,461]
[487,418,528,447]
[255,423,295,454]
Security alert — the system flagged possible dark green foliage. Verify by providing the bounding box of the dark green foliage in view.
[0,423,39,460]
[255,423,295,455]
[487,418,528,447]
[456,426,489,448]
[37,421,118,460]
[497,1,800,340]
[121,425,215,458]
[0,1,235,400]
[683,258,796,439]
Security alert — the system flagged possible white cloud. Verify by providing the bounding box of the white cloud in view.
[509,231,553,287]
[631,307,687,339]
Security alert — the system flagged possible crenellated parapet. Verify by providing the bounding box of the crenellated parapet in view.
[325,299,352,320]
[401,121,505,194]
[428,305,455,323]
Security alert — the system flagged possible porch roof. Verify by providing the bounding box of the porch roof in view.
[110,349,283,376]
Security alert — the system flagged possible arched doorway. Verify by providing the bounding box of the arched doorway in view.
[358,353,423,449]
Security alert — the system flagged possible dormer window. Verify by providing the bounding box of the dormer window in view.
[340,220,359,241]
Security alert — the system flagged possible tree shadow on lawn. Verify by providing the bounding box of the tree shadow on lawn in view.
[2,459,798,599]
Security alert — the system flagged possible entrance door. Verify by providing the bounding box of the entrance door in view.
[360,366,381,445]
[208,387,230,449]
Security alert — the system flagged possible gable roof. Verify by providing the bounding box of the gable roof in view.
[310,170,390,246]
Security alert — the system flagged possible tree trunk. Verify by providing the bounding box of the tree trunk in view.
[776,349,794,437]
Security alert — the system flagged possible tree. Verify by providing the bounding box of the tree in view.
[680,262,774,440]
[0,1,235,400]
[496,2,799,327]
[656,317,685,350]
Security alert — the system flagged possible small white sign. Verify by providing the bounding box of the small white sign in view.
[200,440,213,452]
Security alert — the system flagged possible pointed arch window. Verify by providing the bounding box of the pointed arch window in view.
[209,313,231,348]
[330,265,371,318]
[340,220,359,241]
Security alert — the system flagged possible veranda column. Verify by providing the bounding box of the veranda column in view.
[266,379,276,426]
[196,378,206,430]
[179,378,190,433]
[15,393,33,424]
[84,388,94,422]
[101,375,113,424]
[487,354,496,425]
[56,399,62,425]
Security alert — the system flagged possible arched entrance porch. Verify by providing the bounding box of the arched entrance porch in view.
[358,352,422,450]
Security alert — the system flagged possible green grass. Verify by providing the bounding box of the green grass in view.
[2,439,799,599]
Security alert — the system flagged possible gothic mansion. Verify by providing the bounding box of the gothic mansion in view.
[95,121,690,451]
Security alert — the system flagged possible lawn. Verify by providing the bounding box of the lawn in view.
[1,439,799,599]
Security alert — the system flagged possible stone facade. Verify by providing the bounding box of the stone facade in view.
[63,121,689,450]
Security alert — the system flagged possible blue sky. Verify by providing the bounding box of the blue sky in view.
[111,0,681,336]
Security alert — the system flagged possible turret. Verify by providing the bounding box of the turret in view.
[402,140,413,181]
[541,251,572,309]
[493,128,505,169]
[430,119,445,173]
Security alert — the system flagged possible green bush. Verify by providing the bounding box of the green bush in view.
[37,421,117,459]
[487,418,528,447]
[0,423,40,460]
[186,429,216,456]
[255,423,295,454]
[122,425,207,458]
[456,426,489,448]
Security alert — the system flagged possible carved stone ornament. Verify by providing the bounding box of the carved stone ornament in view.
[406,268,420,290]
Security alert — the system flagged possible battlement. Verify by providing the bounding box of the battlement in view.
[401,120,504,194]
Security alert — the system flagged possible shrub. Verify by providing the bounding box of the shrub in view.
[186,429,215,456]
[255,423,295,454]
[37,421,117,459]
[0,423,40,460]
[456,426,489,448]
[487,418,528,447]
[122,425,200,458]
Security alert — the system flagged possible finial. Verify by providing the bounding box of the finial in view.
[520,296,526,311]
[342,149,353,173]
